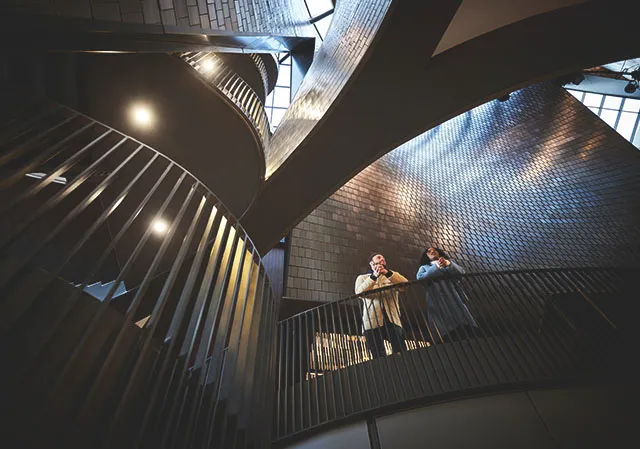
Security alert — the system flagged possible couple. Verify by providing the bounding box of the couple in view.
[354,248,478,359]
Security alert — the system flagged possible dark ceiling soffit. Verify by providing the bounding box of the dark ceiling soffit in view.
[0,13,313,53]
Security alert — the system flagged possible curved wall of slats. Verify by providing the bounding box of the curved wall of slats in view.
[0,101,279,449]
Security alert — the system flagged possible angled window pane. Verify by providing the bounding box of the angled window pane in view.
[276,65,291,87]
[280,52,292,66]
[306,0,333,17]
[602,95,622,110]
[273,87,290,108]
[633,126,640,148]
[588,107,599,115]
[265,90,275,108]
[616,112,638,140]
[314,16,333,39]
[568,89,584,101]
[271,108,287,127]
[583,92,603,107]
[622,98,640,112]
[599,109,619,128]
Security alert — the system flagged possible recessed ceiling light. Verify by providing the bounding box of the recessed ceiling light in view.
[201,59,216,73]
[130,103,154,128]
[151,218,169,235]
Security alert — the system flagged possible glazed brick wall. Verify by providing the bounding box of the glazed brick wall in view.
[4,0,314,34]
[265,0,393,176]
[286,83,640,302]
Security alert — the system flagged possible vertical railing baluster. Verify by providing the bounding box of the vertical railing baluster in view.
[283,319,290,435]
[0,103,63,145]
[308,309,321,427]
[135,201,222,447]
[0,141,141,290]
[0,113,79,170]
[450,279,504,385]
[158,216,230,448]
[0,151,159,332]
[509,272,570,373]
[403,283,443,393]
[75,179,197,425]
[380,287,416,399]
[315,308,330,424]
[429,281,470,389]
[173,224,240,449]
[200,237,249,449]
[107,192,209,441]
[302,311,312,429]
[327,301,348,417]
[467,275,527,382]
[347,295,380,409]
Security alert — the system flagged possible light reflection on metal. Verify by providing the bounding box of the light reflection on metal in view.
[25,172,67,184]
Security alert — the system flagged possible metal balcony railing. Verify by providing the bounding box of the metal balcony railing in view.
[0,101,279,449]
[274,267,630,440]
[250,53,270,98]
[179,52,271,149]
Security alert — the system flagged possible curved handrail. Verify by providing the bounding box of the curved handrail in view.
[179,52,271,150]
[274,266,633,440]
[250,53,271,97]
[279,266,621,321]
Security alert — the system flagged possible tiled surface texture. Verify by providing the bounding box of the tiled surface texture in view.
[265,0,393,176]
[7,0,394,182]
[5,0,314,34]
[286,83,640,301]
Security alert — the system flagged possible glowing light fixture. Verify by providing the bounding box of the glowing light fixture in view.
[201,59,216,73]
[129,103,154,128]
[151,218,169,235]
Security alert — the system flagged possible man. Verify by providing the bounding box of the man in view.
[355,253,408,359]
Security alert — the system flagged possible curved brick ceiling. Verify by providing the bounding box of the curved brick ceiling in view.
[242,0,640,253]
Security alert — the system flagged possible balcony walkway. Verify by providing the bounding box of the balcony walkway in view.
[273,267,637,441]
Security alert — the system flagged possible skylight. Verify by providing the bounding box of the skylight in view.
[566,89,640,149]
[264,53,292,131]
[264,1,335,131]
[304,0,334,41]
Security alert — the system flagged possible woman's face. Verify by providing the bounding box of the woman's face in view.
[426,247,440,261]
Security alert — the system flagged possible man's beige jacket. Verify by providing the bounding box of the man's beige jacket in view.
[355,271,408,331]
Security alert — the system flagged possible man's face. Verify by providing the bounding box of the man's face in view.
[426,247,440,261]
[370,254,386,270]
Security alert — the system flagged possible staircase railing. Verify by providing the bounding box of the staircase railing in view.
[179,52,271,149]
[274,267,633,440]
[0,101,279,449]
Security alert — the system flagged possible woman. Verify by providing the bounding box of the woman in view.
[416,247,478,343]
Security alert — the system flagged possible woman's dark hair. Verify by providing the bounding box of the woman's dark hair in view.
[418,247,450,267]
